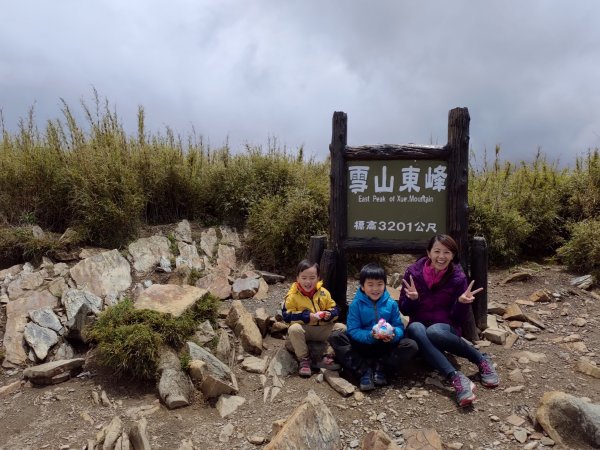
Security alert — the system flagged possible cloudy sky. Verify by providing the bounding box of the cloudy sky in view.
[2,1,600,165]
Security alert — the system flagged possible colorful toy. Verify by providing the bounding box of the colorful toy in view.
[372,318,394,338]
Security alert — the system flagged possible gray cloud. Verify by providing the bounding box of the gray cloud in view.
[1,1,599,165]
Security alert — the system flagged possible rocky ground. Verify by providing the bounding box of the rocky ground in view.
[1,254,600,449]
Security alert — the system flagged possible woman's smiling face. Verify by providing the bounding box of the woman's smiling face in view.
[427,240,454,272]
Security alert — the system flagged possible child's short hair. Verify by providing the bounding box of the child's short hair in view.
[359,263,386,285]
[296,259,319,276]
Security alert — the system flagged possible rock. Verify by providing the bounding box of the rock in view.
[23,322,59,360]
[200,228,218,257]
[102,416,123,450]
[7,268,47,300]
[513,428,528,443]
[219,225,241,248]
[0,380,22,397]
[270,321,289,339]
[504,333,519,349]
[134,284,208,317]
[536,391,600,448]
[129,417,152,450]
[482,328,508,345]
[216,244,236,272]
[503,303,527,321]
[529,290,552,303]
[128,235,173,273]
[226,300,263,355]
[500,272,533,284]
[174,219,192,243]
[403,428,443,450]
[215,328,232,364]
[508,368,526,383]
[513,351,547,363]
[265,390,339,450]
[571,317,588,327]
[254,278,269,300]
[324,370,355,396]
[247,434,266,445]
[4,290,58,367]
[187,341,238,398]
[157,349,194,409]
[65,302,96,343]
[241,356,269,374]
[219,423,235,443]
[254,308,270,336]
[216,394,246,418]
[576,358,600,378]
[570,274,593,290]
[23,358,85,385]
[62,289,103,321]
[70,249,132,298]
[28,307,62,332]
[505,385,524,393]
[176,241,204,271]
[53,342,75,361]
[231,277,260,300]
[487,301,506,315]
[361,429,401,449]
[267,348,298,378]
[256,270,286,284]
[195,272,232,300]
[193,320,216,345]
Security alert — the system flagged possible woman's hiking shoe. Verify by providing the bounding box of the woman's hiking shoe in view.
[478,354,499,387]
[450,371,476,407]
[314,355,341,371]
[373,364,388,386]
[359,368,375,391]
[299,357,312,377]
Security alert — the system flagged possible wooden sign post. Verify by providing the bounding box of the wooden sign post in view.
[324,108,486,340]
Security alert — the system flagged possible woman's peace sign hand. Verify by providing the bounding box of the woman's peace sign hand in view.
[402,275,419,301]
[458,280,484,304]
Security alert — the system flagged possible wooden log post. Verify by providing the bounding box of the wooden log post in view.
[470,236,488,331]
[329,112,349,320]
[446,107,470,270]
[307,235,327,266]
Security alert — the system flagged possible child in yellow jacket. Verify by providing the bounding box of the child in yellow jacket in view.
[283,259,346,377]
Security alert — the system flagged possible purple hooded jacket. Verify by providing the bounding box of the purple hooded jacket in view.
[399,257,470,336]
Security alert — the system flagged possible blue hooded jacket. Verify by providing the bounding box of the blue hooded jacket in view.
[346,287,405,345]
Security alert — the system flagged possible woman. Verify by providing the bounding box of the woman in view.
[399,234,499,407]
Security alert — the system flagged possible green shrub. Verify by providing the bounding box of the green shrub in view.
[86,294,219,380]
[246,186,328,273]
[557,219,600,282]
[562,149,600,221]
[0,226,62,266]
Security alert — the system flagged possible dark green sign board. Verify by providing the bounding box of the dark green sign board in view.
[347,160,447,239]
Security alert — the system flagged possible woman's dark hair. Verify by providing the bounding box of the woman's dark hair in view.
[359,263,386,285]
[426,234,460,290]
[296,259,319,276]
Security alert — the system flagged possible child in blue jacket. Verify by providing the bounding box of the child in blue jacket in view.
[329,263,418,391]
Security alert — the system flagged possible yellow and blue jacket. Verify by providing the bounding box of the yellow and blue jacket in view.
[282,281,339,325]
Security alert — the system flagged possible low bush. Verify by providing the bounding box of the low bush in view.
[246,186,328,273]
[86,293,219,380]
[557,219,600,282]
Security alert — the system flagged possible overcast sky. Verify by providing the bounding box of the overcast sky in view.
[2,1,600,166]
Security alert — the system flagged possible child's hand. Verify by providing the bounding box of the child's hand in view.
[402,275,419,300]
[322,311,331,320]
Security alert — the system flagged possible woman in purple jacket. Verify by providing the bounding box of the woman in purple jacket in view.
[399,234,499,407]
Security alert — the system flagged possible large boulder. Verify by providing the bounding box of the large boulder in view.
[134,284,208,317]
[536,391,600,449]
[69,249,132,298]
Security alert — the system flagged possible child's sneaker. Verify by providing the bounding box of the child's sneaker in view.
[359,368,375,391]
[478,354,499,387]
[450,371,476,407]
[373,364,388,386]
[299,356,312,377]
[314,354,341,371]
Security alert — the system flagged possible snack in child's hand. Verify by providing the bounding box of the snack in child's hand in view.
[316,311,327,319]
[372,318,394,338]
